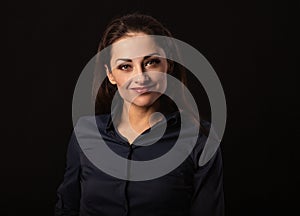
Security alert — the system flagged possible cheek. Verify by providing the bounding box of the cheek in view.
[151,71,167,82]
[150,73,167,93]
[114,75,129,88]
[161,60,169,72]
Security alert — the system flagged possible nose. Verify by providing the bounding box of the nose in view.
[134,64,149,84]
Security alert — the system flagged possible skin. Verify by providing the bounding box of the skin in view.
[106,32,169,144]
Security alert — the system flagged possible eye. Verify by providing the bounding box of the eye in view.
[144,58,161,67]
[118,64,132,71]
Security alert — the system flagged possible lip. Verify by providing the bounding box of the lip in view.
[130,85,155,94]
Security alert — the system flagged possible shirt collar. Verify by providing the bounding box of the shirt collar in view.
[105,110,180,133]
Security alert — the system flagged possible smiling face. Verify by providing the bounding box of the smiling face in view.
[106,33,168,108]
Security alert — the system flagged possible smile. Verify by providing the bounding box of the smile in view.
[130,85,155,94]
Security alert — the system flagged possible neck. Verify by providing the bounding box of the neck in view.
[120,100,160,134]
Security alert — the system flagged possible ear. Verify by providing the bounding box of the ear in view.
[167,60,174,74]
[105,64,117,85]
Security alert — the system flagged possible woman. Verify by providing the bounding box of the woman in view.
[55,13,224,216]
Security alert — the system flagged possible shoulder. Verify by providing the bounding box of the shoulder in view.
[73,114,110,137]
[75,114,110,126]
[188,117,222,169]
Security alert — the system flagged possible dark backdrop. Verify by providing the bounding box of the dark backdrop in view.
[5,0,299,215]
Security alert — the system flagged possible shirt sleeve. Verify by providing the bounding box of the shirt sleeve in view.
[190,135,225,216]
[55,132,81,216]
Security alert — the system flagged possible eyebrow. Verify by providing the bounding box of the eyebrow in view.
[115,52,161,64]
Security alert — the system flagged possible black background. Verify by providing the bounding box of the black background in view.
[5,0,299,215]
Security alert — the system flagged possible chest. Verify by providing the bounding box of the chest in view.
[79,151,195,208]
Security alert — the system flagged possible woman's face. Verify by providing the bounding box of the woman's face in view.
[106,33,168,108]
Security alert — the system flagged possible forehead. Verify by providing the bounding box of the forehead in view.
[110,35,165,62]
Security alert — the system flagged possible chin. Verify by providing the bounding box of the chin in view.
[130,93,161,108]
[131,99,156,108]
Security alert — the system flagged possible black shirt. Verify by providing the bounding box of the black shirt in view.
[55,111,224,216]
